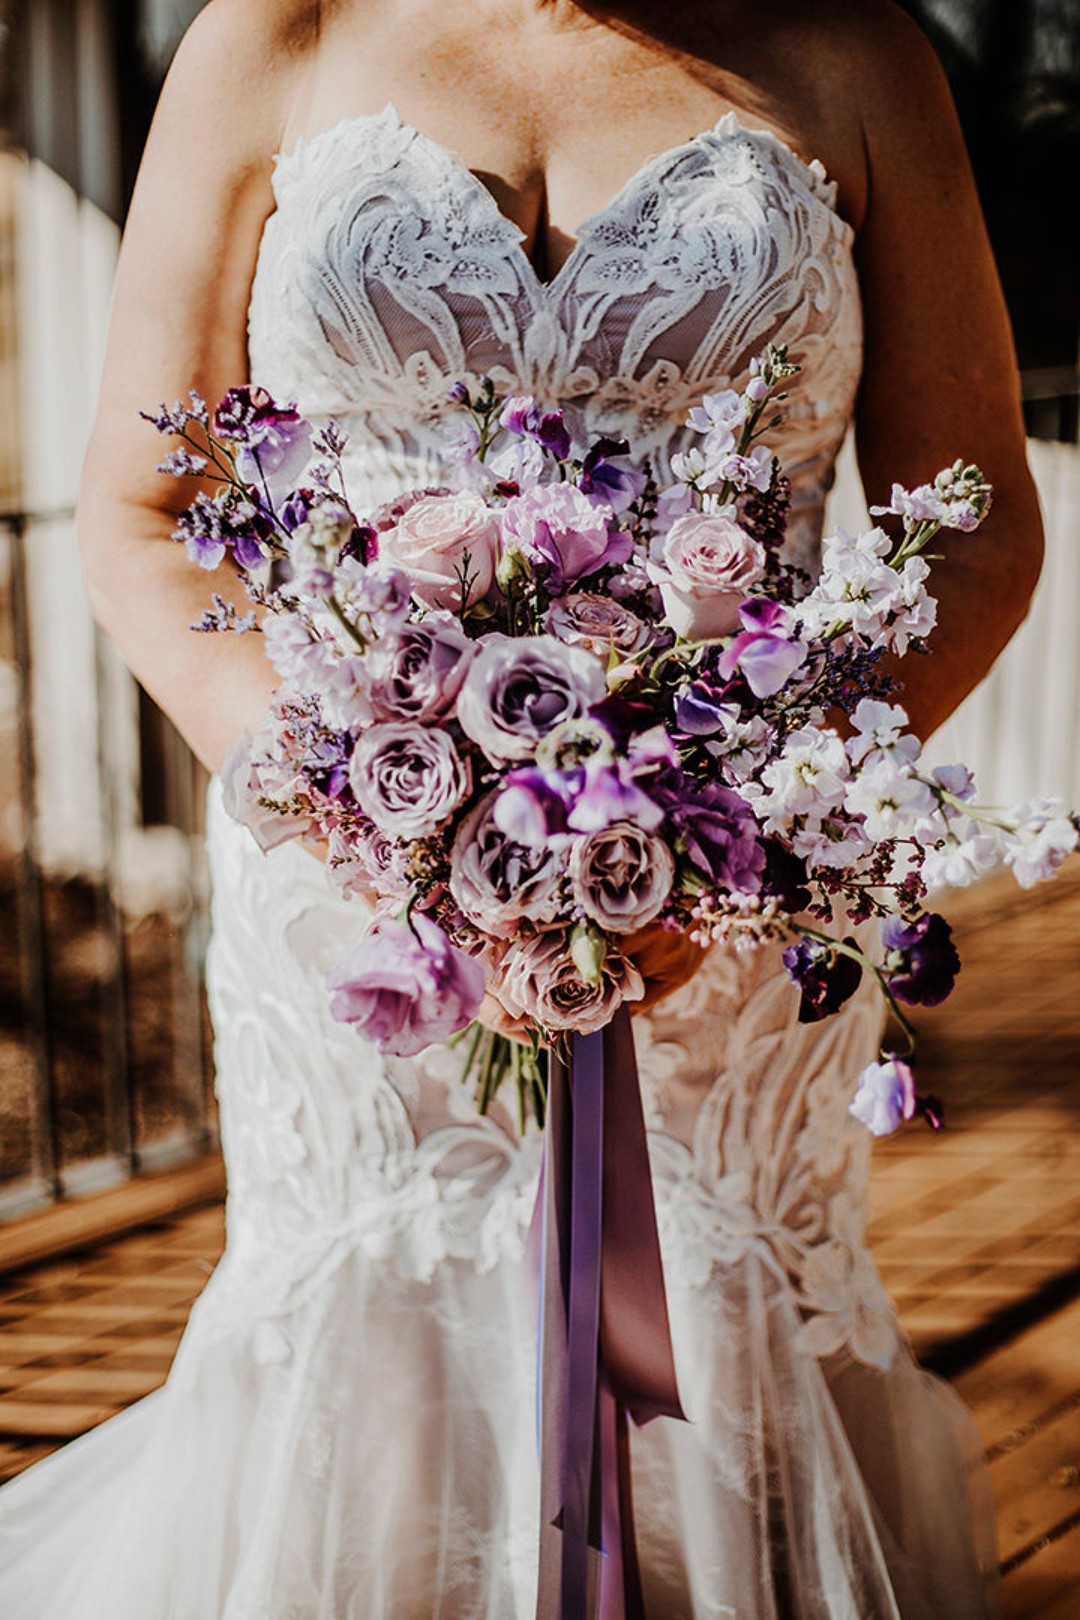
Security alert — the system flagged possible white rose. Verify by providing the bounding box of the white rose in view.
[380,490,499,610]
[647,512,766,640]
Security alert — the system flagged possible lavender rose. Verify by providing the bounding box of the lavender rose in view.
[327,913,486,1056]
[501,484,631,592]
[647,512,767,640]
[493,929,644,1034]
[449,792,565,937]
[456,634,607,764]
[380,490,499,609]
[349,722,471,839]
[545,593,652,658]
[570,822,675,933]
[367,616,476,724]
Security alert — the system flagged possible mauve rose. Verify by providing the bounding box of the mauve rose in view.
[493,929,644,1034]
[349,722,471,839]
[367,616,475,724]
[647,512,767,640]
[501,484,631,592]
[569,822,675,933]
[379,490,498,610]
[449,792,565,937]
[545,593,651,658]
[327,913,486,1056]
[456,634,606,764]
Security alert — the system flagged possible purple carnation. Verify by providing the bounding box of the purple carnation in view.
[653,771,765,894]
[880,912,960,1007]
[500,484,631,594]
[327,914,486,1057]
[783,936,863,1023]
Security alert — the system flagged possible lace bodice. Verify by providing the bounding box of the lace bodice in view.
[205,103,895,1382]
[247,102,862,566]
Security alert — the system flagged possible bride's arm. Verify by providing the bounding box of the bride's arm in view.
[76,1,309,772]
[850,5,1044,740]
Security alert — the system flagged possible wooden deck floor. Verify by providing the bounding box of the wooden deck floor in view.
[1,863,1079,1615]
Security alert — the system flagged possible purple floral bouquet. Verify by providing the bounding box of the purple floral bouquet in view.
[146,347,1078,1137]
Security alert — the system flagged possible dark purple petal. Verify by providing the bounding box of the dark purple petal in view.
[881,912,960,1007]
[783,937,863,1022]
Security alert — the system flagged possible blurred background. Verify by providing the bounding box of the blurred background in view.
[0,0,1076,1227]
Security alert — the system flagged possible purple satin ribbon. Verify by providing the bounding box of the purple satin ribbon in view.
[535,1006,686,1620]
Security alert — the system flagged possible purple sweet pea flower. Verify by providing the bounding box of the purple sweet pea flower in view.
[653,770,765,893]
[782,936,863,1023]
[565,760,665,835]
[498,396,572,460]
[213,385,313,499]
[327,913,486,1057]
[579,437,649,515]
[674,681,740,737]
[493,765,580,845]
[717,598,807,699]
[849,1057,917,1137]
[880,912,960,1007]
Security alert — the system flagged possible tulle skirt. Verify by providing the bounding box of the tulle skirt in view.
[0,1219,1000,1618]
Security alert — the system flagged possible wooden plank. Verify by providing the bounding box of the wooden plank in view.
[0,1154,224,1274]
[0,1398,117,1438]
[1003,1521,1080,1620]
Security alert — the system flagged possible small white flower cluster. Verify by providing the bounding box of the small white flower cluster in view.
[797,529,936,653]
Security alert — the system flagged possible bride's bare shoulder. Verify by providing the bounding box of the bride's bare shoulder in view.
[155,0,326,159]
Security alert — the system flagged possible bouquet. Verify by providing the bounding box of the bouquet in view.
[146,347,1078,1139]
[147,349,1077,1616]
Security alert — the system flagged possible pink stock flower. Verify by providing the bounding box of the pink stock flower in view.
[327,913,486,1056]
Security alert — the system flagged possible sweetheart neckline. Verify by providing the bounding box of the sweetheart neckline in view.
[270,100,853,294]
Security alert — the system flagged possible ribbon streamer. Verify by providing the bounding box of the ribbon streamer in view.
[535,1005,686,1620]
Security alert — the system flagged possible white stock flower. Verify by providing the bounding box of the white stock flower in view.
[755,727,850,833]
[846,700,920,768]
[844,758,936,842]
[792,818,874,870]
[921,829,1000,890]
[1001,798,1078,888]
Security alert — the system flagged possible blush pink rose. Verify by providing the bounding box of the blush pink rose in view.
[380,490,499,610]
[647,512,767,640]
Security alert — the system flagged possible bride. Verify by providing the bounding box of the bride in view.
[0,1,1043,1615]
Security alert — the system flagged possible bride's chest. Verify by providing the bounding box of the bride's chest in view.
[246,102,861,455]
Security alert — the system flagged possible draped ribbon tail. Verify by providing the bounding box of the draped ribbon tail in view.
[534,1005,686,1620]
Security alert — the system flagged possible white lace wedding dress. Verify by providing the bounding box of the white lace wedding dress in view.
[0,105,1000,1618]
